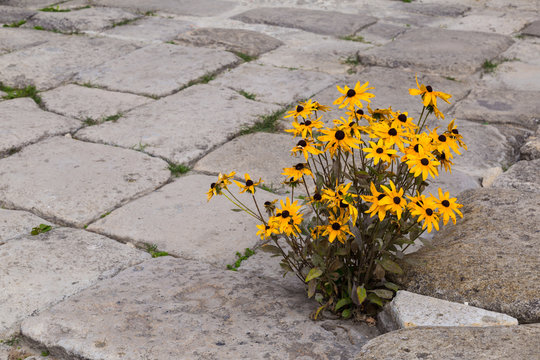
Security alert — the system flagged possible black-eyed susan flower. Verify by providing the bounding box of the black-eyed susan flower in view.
[371,122,408,151]
[447,119,467,150]
[291,139,322,161]
[312,101,331,112]
[285,116,324,138]
[323,214,353,244]
[405,152,440,180]
[263,199,277,215]
[207,171,236,200]
[409,197,440,233]
[318,127,361,156]
[432,188,463,225]
[363,139,397,165]
[206,182,221,201]
[360,182,389,221]
[333,81,375,109]
[321,182,357,208]
[256,223,279,240]
[436,151,454,172]
[428,128,461,157]
[392,112,417,131]
[282,163,313,181]
[409,74,452,108]
[402,133,434,162]
[284,100,315,119]
[333,116,363,139]
[233,173,262,194]
[379,180,406,220]
[274,198,303,235]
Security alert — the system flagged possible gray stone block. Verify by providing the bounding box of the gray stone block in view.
[101,16,194,44]
[522,19,540,37]
[0,209,52,242]
[491,159,540,193]
[92,0,236,16]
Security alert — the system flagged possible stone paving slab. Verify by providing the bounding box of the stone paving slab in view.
[0,28,62,55]
[0,209,52,242]
[2,0,56,10]
[24,7,141,34]
[391,2,471,17]
[356,21,407,45]
[232,7,376,37]
[356,325,540,360]
[0,5,35,24]
[0,137,170,227]
[21,256,379,360]
[395,188,540,323]
[522,19,540,37]
[194,133,299,193]
[0,227,149,337]
[210,63,338,105]
[432,9,534,35]
[378,290,517,333]
[75,84,281,164]
[176,27,283,58]
[491,159,540,193]
[424,168,480,197]
[41,84,152,122]
[101,16,194,45]
[0,35,138,89]
[451,87,540,130]
[92,0,236,17]
[88,173,282,266]
[359,28,514,77]
[0,98,80,155]
[520,127,540,160]
[256,31,371,75]
[75,43,239,97]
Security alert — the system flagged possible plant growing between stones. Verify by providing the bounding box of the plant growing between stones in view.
[207,77,466,320]
[238,90,257,100]
[168,163,190,177]
[3,20,26,28]
[40,5,70,12]
[238,107,289,135]
[232,51,257,62]
[0,83,42,105]
[145,243,169,258]
[340,35,371,44]
[31,224,52,235]
[482,60,498,73]
[226,248,255,271]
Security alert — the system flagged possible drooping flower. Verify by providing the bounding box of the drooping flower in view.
[256,223,279,240]
[207,171,236,201]
[233,173,262,194]
[409,74,452,108]
[291,138,322,161]
[333,81,375,109]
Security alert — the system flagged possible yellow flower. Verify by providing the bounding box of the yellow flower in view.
[432,188,463,225]
[233,173,262,194]
[402,133,434,162]
[405,152,440,180]
[428,127,461,157]
[363,139,397,165]
[323,215,353,244]
[361,182,389,221]
[370,122,408,151]
[274,198,303,235]
[447,119,467,150]
[333,81,375,109]
[284,99,315,119]
[391,112,417,131]
[333,116,363,139]
[436,151,454,172]
[318,126,361,156]
[285,116,324,138]
[312,101,331,112]
[321,182,357,208]
[379,180,406,220]
[291,139,322,161]
[409,197,440,233]
[207,171,236,201]
[409,74,452,108]
[256,223,279,240]
[206,182,221,201]
[282,163,313,181]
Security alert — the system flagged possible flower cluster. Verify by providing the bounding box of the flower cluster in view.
[207,76,465,319]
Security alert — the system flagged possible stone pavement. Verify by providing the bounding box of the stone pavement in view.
[0,0,539,359]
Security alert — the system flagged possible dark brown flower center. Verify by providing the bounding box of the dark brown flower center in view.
[442,200,450,207]
[440,152,446,160]
[346,89,356,97]
[421,158,429,166]
[295,163,305,170]
[331,222,341,230]
[452,129,459,135]
[349,121,355,127]
[335,130,345,140]
[438,134,447,142]
[246,180,253,186]
[388,128,398,136]
[340,200,348,208]
[313,193,322,201]
[377,194,386,200]
[376,147,384,154]
[296,105,304,112]
[393,196,401,205]
[265,225,270,230]
[426,208,433,216]
[426,85,433,92]
[414,144,420,152]
[264,201,271,206]
[210,182,216,188]
[398,114,407,122]
[297,140,307,147]
[305,120,312,126]
[281,210,290,218]
[356,109,364,115]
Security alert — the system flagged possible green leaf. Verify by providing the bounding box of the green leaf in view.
[305,268,323,282]
[230,208,242,212]
[260,245,282,255]
[383,282,400,292]
[356,285,367,304]
[335,248,348,256]
[370,289,393,299]
[30,229,39,236]
[335,297,352,311]
[367,293,384,307]
[307,279,317,298]
[379,258,403,275]
[279,261,292,273]
[341,309,352,319]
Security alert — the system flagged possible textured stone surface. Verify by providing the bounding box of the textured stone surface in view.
[356,325,540,360]
[41,84,152,121]
[0,209,52,242]
[0,137,170,227]
[0,98,80,154]
[75,43,238,97]
[452,88,540,130]
[481,166,504,187]
[88,174,282,266]
[256,31,370,74]
[356,22,407,45]
[211,63,337,105]
[232,7,376,37]
[176,27,283,57]
[395,188,540,323]
[424,168,480,197]
[75,84,280,164]
[520,127,540,160]
[433,10,532,35]
[0,27,61,55]
[25,7,140,33]
[393,3,470,17]
[0,227,149,337]
[359,29,514,76]
[491,159,540,193]
[21,256,379,360]
[101,16,194,44]
[378,291,517,333]
[0,5,35,24]
[194,133,296,193]
[0,36,137,89]
[522,19,540,37]
[92,0,236,16]
[2,0,54,10]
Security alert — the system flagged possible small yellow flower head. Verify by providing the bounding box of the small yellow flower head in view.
[274,198,303,236]
[291,138,322,161]
[285,116,324,138]
[233,173,262,194]
[379,180,406,220]
[405,152,440,180]
[256,223,279,240]
[263,199,277,215]
[432,188,463,225]
[282,163,313,181]
[284,100,315,119]
[361,182,389,221]
[363,139,398,165]
[207,171,236,201]
[409,197,440,233]
[391,112,417,131]
[318,126,361,157]
[206,182,221,201]
[323,214,353,244]
[409,74,452,108]
[333,81,375,110]
[370,122,408,151]
[333,116,363,139]
[312,101,331,112]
